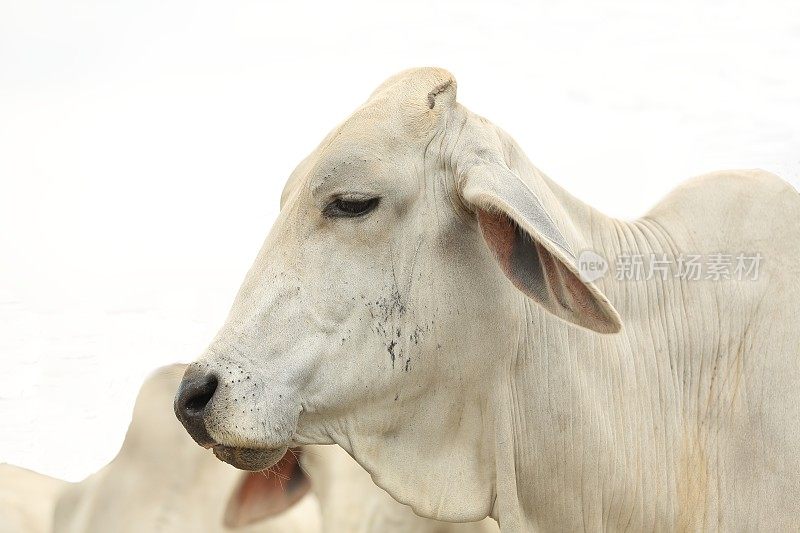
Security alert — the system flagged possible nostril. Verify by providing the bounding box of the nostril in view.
[175,371,219,447]
[185,374,218,414]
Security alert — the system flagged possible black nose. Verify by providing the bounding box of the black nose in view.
[174,369,219,447]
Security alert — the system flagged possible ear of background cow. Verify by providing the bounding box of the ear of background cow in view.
[462,162,622,334]
[223,449,310,528]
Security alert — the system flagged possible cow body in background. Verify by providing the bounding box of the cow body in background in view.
[0,464,65,533]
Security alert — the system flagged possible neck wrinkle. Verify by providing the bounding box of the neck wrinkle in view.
[491,165,686,530]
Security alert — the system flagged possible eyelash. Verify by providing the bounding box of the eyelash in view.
[322,197,381,218]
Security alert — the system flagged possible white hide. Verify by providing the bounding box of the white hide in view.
[0,464,65,533]
[178,68,800,531]
[302,445,498,533]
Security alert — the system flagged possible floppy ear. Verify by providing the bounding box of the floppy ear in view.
[460,160,622,334]
[223,448,311,528]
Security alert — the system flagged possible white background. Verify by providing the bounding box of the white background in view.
[1,0,798,482]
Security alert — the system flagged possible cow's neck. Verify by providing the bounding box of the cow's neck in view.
[488,167,689,530]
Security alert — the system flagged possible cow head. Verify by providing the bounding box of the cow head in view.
[175,68,620,521]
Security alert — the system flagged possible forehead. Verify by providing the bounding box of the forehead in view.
[306,98,430,194]
[282,70,450,202]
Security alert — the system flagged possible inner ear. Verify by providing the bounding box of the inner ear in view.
[477,208,621,334]
[223,448,311,528]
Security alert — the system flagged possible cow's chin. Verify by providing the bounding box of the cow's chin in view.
[212,444,288,472]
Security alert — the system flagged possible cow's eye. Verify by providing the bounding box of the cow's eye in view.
[323,197,380,218]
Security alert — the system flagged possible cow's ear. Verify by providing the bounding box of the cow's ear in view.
[223,449,310,528]
[461,161,621,334]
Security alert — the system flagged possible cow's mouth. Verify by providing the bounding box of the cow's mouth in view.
[212,444,288,471]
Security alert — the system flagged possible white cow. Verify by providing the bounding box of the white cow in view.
[0,464,65,533]
[172,67,800,531]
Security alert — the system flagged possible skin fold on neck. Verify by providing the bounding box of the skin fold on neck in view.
[486,132,700,530]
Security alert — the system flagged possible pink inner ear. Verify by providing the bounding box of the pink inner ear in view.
[476,206,620,333]
[223,449,310,528]
[477,209,515,270]
[556,259,612,323]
